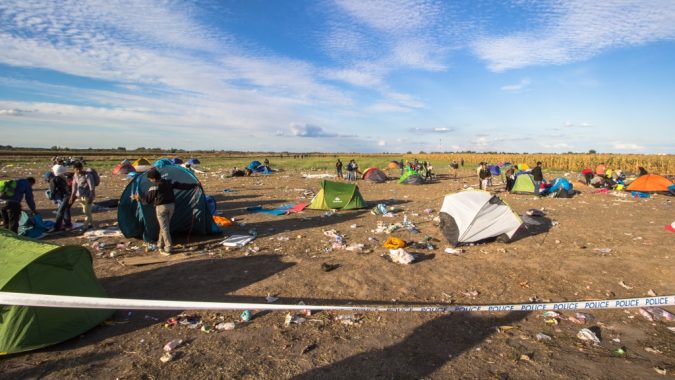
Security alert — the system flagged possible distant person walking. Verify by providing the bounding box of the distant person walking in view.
[478,163,491,190]
[450,160,459,178]
[460,158,464,167]
[0,177,37,233]
[69,161,95,231]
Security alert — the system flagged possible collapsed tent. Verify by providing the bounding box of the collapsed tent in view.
[307,180,366,210]
[626,174,674,193]
[399,171,424,185]
[118,165,220,242]
[362,167,387,183]
[132,158,152,172]
[439,191,523,246]
[171,157,183,165]
[113,162,135,175]
[254,165,272,174]
[0,230,113,354]
[511,173,537,194]
[187,158,201,166]
[543,177,575,198]
[247,160,262,171]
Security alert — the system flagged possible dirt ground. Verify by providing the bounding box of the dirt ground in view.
[1,163,674,380]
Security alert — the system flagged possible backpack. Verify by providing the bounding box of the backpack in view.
[86,168,100,187]
[0,179,17,200]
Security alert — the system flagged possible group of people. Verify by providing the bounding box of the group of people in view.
[335,159,361,181]
[581,162,634,189]
[1,160,96,234]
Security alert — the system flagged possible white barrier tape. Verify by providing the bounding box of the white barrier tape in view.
[1,292,673,313]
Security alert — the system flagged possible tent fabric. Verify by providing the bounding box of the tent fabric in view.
[18,212,54,239]
[152,158,174,168]
[439,191,522,246]
[516,163,530,171]
[254,165,271,174]
[171,158,183,164]
[118,165,220,242]
[132,158,152,172]
[511,173,536,194]
[307,181,366,210]
[113,163,135,175]
[488,165,501,176]
[399,171,424,185]
[543,177,574,198]
[387,161,399,169]
[247,161,261,171]
[187,158,201,165]
[362,167,387,183]
[626,174,674,193]
[0,230,112,355]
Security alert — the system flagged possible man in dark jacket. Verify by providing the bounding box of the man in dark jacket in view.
[531,162,545,195]
[1,177,37,233]
[133,168,199,255]
[48,165,72,232]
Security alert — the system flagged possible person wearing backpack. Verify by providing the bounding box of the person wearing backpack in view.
[69,161,96,231]
[48,164,73,232]
[1,177,37,233]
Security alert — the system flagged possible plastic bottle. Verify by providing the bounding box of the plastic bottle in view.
[163,339,183,351]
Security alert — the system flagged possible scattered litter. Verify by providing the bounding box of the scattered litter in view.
[321,263,339,272]
[383,236,406,249]
[535,333,552,342]
[240,310,252,322]
[519,353,532,362]
[668,327,675,334]
[645,307,675,321]
[350,224,357,229]
[388,248,414,264]
[336,314,363,326]
[266,294,279,303]
[222,235,255,247]
[645,347,662,354]
[81,227,123,240]
[497,325,515,333]
[526,209,546,217]
[577,328,600,344]
[639,308,655,322]
[163,339,183,352]
[593,248,612,254]
[461,290,480,299]
[612,347,626,358]
[575,312,594,323]
[201,324,213,333]
[345,243,365,253]
[647,289,657,297]
[444,247,463,255]
[301,343,317,354]
[215,322,235,331]
[284,313,306,326]
[654,367,667,376]
[618,280,633,290]
[160,352,175,363]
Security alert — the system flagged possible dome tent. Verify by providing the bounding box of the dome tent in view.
[0,230,112,354]
[439,191,522,246]
[626,174,673,193]
[362,167,387,183]
[118,165,220,242]
[307,180,366,210]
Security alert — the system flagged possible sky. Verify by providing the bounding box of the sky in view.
[0,1,674,153]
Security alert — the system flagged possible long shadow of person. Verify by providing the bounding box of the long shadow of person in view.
[293,311,529,379]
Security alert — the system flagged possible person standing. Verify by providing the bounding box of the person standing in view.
[425,161,433,180]
[460,158,464,167]
[478,163,491,191]
[450,160,459,178]
[0,177,37,233]
[352,159,361,179]
[595,162,606,177]
[133,168,199,255]
[505,165,516,192]
[69,161,95,231]
[48,165,72,232]
[336,159,343,179]
[346,160,355,181]
[531,161,544,195]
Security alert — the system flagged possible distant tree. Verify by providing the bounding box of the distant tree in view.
[588,149,597,154]
[51,145,58,150]
[135,147,146,151]
[418,151,426,154]
[406,151,412,154]
[117,146,126,151]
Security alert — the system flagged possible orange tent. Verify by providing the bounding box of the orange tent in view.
[626,174,673,192]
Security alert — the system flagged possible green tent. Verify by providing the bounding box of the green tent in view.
[0,230,112,355]
[307,180,366,210]
[511,173,536,194]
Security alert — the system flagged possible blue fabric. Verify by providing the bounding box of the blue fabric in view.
[631,191,651,198]
[247,160,261,170]
[8,179,36,212]
[153,158,174,168]
[187,158,201,165]
[18,212,54,238]
[246,204,293,216]
[171,158,183,164]
[488,165,500,175]
[254,165,271,174]
[205,195,217,215]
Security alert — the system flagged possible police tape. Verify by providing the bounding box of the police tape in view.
[0,292,673,313]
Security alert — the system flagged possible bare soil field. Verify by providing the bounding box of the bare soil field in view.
[1,162,673,379]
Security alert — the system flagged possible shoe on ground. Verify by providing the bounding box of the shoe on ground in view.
[159,250,171,256]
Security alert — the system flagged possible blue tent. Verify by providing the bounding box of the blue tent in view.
[247,160,262,171]
[153,158,174,168]
[118,165,220,242]
[488,165,501,176]
[171,157,183,165]
[187,158,201,165]
[254,165,271,174]
[543,177,574,197]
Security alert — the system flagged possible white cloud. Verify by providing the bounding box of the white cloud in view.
[613,142,645,150]
[564,121,593,128]
[289,123,338,138]
[408,127,455,134]
[377,139,386,146]
[0,108,31,116]
[500,78,530,93]
[472,1,675,71]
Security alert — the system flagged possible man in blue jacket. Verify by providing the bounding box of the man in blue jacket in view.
[1,177,37,233]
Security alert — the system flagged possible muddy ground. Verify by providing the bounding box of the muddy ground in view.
[0,164,674,379]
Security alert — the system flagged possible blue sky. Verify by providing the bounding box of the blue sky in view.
[0,0,674,153]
